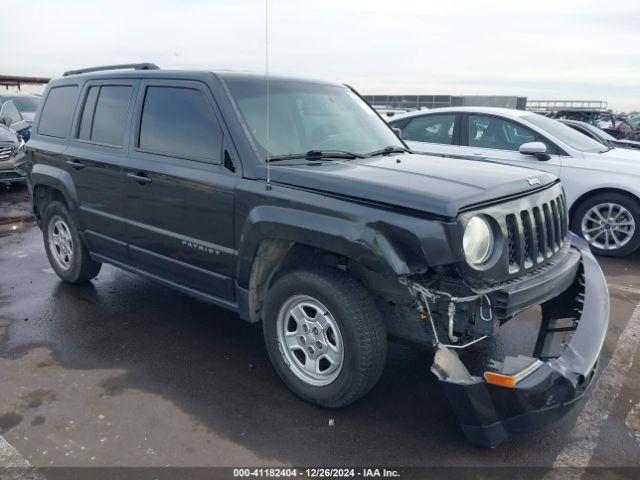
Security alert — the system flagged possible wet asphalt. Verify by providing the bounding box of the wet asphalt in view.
[0,184,639,468]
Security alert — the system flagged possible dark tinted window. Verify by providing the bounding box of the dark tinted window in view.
[78,86,131,146]
[138,86,221,162]
[78,87,99,140]
[403,114,456,144]
[38,86,78,138]
[469,115,540,151]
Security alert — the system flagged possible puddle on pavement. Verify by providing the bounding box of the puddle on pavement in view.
[0,215,36,237]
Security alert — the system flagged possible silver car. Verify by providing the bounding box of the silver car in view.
[389,107,640,257]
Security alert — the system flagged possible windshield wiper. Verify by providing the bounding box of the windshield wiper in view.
[266,150,364,163]
[366,145,412,157]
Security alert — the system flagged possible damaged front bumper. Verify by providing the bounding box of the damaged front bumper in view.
[431,233,609,448]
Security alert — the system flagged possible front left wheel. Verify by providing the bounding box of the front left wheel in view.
[262,265,387,408]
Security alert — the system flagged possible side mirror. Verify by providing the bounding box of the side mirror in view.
[1,117,13,127]
[519,141,549,161]
[392,127,402,138]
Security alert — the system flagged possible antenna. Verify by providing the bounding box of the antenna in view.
[265,0,272,190]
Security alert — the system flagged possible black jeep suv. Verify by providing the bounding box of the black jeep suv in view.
[25,64,609,447]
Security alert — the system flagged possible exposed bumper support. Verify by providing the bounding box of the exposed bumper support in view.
[432,234,609,448]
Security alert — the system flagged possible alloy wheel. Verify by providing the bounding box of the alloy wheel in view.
[276,294,344,387]
[48,215,74,270]
[581,202,635,251]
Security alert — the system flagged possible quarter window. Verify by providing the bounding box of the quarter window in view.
[38,85,79,138]
[402,114,456,144]
[138,86,222,163]
[78,85,132,146]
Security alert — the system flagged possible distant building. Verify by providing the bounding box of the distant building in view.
[362,95,528,111]
[526,100,608,112]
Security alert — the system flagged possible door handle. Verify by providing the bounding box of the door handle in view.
[127,172,152,185]
[467,153,486,161]
[66,159,85,170]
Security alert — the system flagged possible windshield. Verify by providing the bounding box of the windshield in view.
[5,96,40,113]
[578,121,617,142]
[523,114,608,153]
[222,77,403,159]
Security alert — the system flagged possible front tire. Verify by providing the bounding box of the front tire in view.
[42,201,101,283]
[572,192,640,257]
[262,265,387,408]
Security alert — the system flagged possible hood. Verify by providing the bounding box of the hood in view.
[269,153,558,218]
[571,148,640,178]
[0,124,18,144]
[617,139,640,149]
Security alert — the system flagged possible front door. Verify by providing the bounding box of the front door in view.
[459,113,562,177]
[122,80,237,301]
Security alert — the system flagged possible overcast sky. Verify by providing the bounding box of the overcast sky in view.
[3,0,640,111]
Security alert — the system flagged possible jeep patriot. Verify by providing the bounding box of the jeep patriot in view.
[25,64,609,447]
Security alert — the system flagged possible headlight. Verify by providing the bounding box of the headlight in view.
[463,216,494,267]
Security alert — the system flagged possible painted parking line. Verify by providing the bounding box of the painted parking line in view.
[608,284,640,296]
[0,435,30,467]
[551,302,640,473]
[0,435,45,478]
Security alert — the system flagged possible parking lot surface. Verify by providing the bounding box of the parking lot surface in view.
[1,184,639,469]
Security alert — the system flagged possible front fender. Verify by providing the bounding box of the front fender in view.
[235,205,411,289]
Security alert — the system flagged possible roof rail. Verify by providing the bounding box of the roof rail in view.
[63,63,160,77]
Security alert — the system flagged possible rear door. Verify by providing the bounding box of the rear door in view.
[122,79,238,301]
[458,113,562,177]
[64,79,138,261]
[397,113,460,156]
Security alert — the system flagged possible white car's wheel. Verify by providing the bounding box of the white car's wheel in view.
[572,193,640,257]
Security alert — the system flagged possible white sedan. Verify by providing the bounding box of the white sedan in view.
[389,107,640,257]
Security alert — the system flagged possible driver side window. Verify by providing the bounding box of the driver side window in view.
[0,101,23,125]
[467,115,548,152]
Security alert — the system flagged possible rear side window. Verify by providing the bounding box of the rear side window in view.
[403,114,456,144]
[138,86,222,163]
[38,86,78,138]
[78,85,132,146]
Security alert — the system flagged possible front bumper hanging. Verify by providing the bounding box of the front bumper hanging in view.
[431,234,609,448]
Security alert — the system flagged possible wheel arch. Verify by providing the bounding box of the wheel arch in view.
[236,208,412,323]
[569,187,640,222]
[30,164,79,224]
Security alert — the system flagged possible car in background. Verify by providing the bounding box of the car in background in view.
[547,109,638,141]
[372,106,413,119]
[0,99,32,141]
[389,107,640,257]
[560,119,640,150]
[0,122,26,186]
[0,93,41,125]
[630,115,640,129]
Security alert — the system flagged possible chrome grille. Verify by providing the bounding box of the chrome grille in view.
[0,143,14,161]
[507,193,568,273]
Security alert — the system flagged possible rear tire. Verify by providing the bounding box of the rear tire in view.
[42,201,101,283]
[262,265,387,408]
[571,192,640,257]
